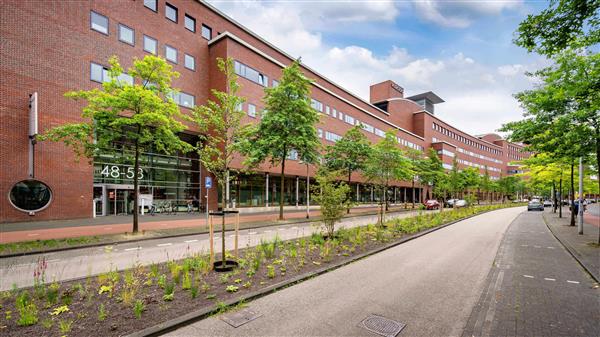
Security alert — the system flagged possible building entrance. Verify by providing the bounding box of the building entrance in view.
[94,184,134,216]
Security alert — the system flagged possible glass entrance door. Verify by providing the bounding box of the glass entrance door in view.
[106,186,133,215]
[93,185,106,216]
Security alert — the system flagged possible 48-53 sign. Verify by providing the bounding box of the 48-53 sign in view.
[100,165,144,179]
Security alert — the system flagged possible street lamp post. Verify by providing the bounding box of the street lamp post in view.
[578,157,583,235]
[306,163,310,219]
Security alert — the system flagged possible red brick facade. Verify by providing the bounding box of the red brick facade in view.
[0,0,528,223]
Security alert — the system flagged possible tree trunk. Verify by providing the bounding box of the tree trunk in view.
[411,180,415,209]
[559,176,563,218]
[477,188,481,205]
[279,158,286,221]
[596,131,600,244]
[347,169,352,214]
[552,180,557,213]
[132,135,140,234]
[221,179,226,266]
[570,162,575,226]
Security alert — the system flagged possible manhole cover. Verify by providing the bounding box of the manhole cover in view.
[220,308,263,328]
[358,314,406,337]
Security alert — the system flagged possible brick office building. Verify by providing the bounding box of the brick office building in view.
[0,0,529,223]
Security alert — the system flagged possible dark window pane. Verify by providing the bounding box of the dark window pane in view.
[9,180,52,212]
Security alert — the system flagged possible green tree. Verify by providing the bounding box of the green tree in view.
[497,175,520,202]
[242,60,320,220]
[417,148,447,210]
[405,148,424,208]
[311,168,352,238]
[190,57,246,266]
[41,55,191,233]
[460,167,481,204]
[480,166,493,204]
[448,156,464,203]
[514,0,599,56]
[324,125,371,213]
[364,130,412,225]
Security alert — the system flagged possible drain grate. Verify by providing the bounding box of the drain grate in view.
[358,314,406,337]
[220,308,263,328]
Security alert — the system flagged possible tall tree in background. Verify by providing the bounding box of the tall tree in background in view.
[191,57,246,266]
[242,60,320,220]
[324,125,371,213]
[460,167,481,203]
[42,55,191,233]
[448,156,464,204]
[364,131,412,225]
[514,0,599,56]
[417,148,447,210]
[480,166,493,204]
[405,148,423,208]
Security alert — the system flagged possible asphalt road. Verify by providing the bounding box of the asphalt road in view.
[0,209,424,291]
[166,207,525,337]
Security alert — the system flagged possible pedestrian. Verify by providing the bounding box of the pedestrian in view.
[149,202,156,216]
[192,195,199,213]
[187,199,193,213]
[573,200,579,217]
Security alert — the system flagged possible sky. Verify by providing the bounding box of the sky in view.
[208,0,551,136]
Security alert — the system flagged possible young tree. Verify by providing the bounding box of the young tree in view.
[242,60,320,220]
[364,130,412,225]
[41,55,191,233]
[448,156,464,204]
[460,167,481,204]
[405,148,424,208]
[417,148,446,210]
[324,125,371,213]
[480,166,493,204]
[190,57,246,266]
[311,168,352,238]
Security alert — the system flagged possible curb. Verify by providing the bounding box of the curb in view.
[0,209,413,259]
[541,213,600,283]
[125,207,512,337]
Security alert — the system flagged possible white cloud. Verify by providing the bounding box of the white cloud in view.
[208,0,540,135]
[412,0,523,28]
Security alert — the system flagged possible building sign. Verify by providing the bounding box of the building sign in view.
[205,176,212,189]
[98,165,144,179]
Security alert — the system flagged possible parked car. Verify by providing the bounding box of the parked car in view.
[543,200,552,207]
[454,199,468,208]
[445,199,458,207]
[527,200,544,211]
[423,200,440,210]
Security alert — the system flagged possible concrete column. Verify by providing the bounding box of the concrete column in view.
[394,187,397,204]
[356,184,360,202]
[265,173,269,207]
[371,185,374,203]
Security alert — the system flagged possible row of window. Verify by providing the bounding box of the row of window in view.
[90,62,195,108]
[456,158,501,172]
[432,123,502,155]
[90,11,196,71]
[433,137,504,164]
[234,61,270,87]
[144,0,212,40]
[437,149,455,158]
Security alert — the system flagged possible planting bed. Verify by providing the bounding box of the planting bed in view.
[0,204,522,337]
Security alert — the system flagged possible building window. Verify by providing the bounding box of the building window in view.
[90,62,133,85]
[201,24,212,40]
[360,122,374,133]
[332,108,337,119]
[118,24,134,45]
[272,79,279,87]
[170,92,195,108]
[184,14,196,32]
[165,3,178,22]
[144,0,157,11]
[325,106,330,115]
[344,114,355,125]
[310,99,323,112]
[184,54,195,70]
[90,11,109,35]
[234,61,269,87]
[165,45,177,63]
[338,111,343,121]
[248,104,256,118]
[143,35,157,54]
[318,128,323,138]
[374,128,385,137]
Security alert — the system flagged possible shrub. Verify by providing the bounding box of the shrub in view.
[226,285,239,293]
[182,272,192,290]
[98,303,107,321]
[58,319,73,334]
[133,299,145,318]
[16,292,38,326]
[266,265,275,279]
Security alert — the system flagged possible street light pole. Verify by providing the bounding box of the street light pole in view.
[306,163,310,219]
[578,157,583,235]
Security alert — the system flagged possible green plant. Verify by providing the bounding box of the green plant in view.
[163,282,175,301]
[233,278,242,284]
[98,285,113,296]
[182,272,192,290]
[58,319,73,334]
[41,317,53,329]
[169,263,183,284]
[201,282,211,293]
[219,273,230,284]
[266,265,275,279]
[310,232,325,246]
[5,310,12,321]
[149,263,159,278]
[16,291,38,326]
[46,282,60,306]
[205,294,216,300]
[226,285,239,293]
[242,281,252,288]
[215,301,229,313]
[190,284,199,299]
[120,288,136,306]
[50,305,69,316]
[98,303,107,321]
[157,274,167,289]
[133,299,145,319]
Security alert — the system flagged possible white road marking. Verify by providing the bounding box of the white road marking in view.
[547,246,555,249]
[184,239,198,243]
[125,247,142,251]
[278,228,286,231]
[248,232,257,235]
[567,280,580,284]
[533,245,541,248]
[523,275,535,279]
[46,259,60,263]
[157,243,172,247]
[544,278,556,281]
[521,244,528,247]
[264,230,272,233]
[291,227,298,230]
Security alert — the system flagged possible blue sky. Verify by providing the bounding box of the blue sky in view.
[209,0,551,135]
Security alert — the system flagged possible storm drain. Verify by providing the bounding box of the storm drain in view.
[358,314,406,337]
[220,308,263,328]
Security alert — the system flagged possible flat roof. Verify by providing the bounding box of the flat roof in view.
[406,91,445,104]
